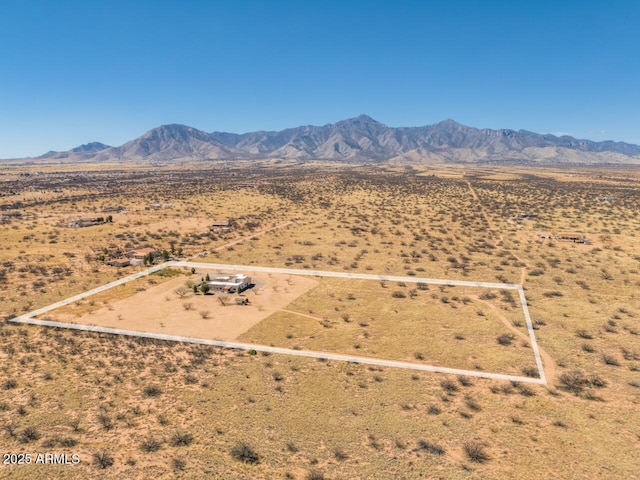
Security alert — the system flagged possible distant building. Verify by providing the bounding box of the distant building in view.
[68,218,99,228]
[68,216,112,228]
[103,205,125,213]
[106,258,130,268]
[540,232,588,244]
[127,247,160,266]
[129,247,159,259]
[148,203,175,210]
[210,219,232,233]
[556,233,586,243]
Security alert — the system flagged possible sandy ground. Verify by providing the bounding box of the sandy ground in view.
[45,270,318,340]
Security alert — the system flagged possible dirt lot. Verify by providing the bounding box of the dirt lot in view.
[43,270,319,341]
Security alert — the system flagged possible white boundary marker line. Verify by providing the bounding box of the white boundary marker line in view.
[10,263,170,320]
[174,261,522,290]
[10,318,545,384]
[10,261,547,385]
[517,286,547,384]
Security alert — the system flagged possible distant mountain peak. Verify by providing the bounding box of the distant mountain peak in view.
[24,115,640,165]
[155,123,197,130]
[37,141,110,159]
[71,142,110,153]
[139,124,212,143]
[355,114,380,122]
[434,118,463,127]
[145,124,204,135]
[338,114,382,125]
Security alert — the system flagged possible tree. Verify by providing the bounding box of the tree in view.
[174,286,190,298]
[200,282,210,295]
[205,273,211,281]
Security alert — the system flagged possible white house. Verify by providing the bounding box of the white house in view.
[204,274,251,293]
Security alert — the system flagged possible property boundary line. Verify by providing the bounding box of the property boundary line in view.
[517,286,546,384]
[175,261,522,290]
[11,261,547,385]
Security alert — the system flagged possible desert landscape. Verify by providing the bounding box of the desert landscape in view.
[3,1,639,477]
[38,268,318,342]
[27,262,539,379]
[1,161,639,479]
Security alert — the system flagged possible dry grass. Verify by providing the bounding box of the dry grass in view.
[1,161,639,479]
[239,277,534,375]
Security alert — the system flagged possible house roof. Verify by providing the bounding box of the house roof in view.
[107,259,130,267]
[129,247,158,257]
[204,273,249,287]
[556,232,585,238]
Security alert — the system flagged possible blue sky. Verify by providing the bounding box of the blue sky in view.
[1,0,639,157]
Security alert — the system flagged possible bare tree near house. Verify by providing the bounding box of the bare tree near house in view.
[174,286,190,298]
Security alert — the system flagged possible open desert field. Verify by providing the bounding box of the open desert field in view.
[238,277,537,377]
[1,161,639,479]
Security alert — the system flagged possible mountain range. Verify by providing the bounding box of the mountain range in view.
[21,115,640,164]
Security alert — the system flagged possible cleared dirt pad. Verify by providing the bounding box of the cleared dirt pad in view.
[42,270,318,340]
